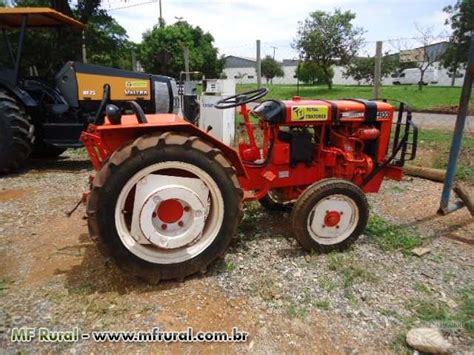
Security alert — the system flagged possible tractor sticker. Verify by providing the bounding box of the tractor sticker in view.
[82,90,96,96]
[291,106,328,121]
[340,111,364,119]
[125,89,149,96]
[125,80,148,88]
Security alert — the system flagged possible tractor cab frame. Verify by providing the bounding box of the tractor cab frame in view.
[0,7,85,92]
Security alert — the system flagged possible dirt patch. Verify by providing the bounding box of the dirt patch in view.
[0,188,30,202]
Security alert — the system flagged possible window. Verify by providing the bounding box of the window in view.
[400,73,406,78]
[448,72,463,78]
[293,75,298,78]
[247,76,254,79]
[391,73,399,78]
[234,75,240,79]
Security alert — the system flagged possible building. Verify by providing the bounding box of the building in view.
[222,42,466,86]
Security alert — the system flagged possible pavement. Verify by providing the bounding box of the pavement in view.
[407,112,474,131]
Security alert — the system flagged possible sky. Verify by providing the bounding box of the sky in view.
[105,0,454,60]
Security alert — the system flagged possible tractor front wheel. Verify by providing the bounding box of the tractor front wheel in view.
[87,132,243,283]
[0,89,34,174]
[291,179,369,253]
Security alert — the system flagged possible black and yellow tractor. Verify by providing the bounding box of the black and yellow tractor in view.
[0,7,180,173]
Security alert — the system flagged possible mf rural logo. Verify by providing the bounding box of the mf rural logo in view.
[291,106,328,121]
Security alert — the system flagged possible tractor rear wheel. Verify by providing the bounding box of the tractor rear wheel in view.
[87,132,243,283]
[0,89,34,174]
[291,179,369,253]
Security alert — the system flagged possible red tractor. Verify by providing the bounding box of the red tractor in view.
[81,88,417,282]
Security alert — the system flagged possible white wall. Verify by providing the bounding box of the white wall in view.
[224,62,466,86]
[223,67,257,84]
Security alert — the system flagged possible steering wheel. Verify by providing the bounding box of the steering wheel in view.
[214,88,269,109]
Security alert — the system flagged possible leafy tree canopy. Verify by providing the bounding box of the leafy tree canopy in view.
[139,21,223,78]
[442,0,474,71]
[296,61,334,85]
[343,55,398,85]
[293,9,365,89]
[261,55,284,83]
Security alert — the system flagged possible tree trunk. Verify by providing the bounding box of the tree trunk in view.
[450,63,457,87]
[418,69,424,91]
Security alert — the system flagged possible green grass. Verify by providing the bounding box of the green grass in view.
[225,261,237,272]
[410,289,474,338]
[0,278,10,296]
[414,128,474,183]
[419,129,474,149]
[390,289,474,351]
[366,215,424,254]
[236,84,473,112]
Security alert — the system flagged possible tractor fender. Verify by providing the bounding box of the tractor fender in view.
[0,79,37,108]
[177,123,248,178]
[91,119,248,178]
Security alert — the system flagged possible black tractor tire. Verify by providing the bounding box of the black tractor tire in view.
[0,89,34,174]
[31,142,66,159]
[291,179,369,253]
[259,190,294,212]
[86,132,243,283]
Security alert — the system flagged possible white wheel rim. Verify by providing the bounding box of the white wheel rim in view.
[114,161,224,264]
[306,194,359,245]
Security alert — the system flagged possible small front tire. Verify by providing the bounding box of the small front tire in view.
[291,179,369,253]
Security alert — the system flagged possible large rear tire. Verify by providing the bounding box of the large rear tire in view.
[87,132,243,283]
[291,179,369,253]
[0,89,34,174]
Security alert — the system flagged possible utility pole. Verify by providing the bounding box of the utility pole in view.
[159,0,164,27]
[270,45,277,60]
[256,39,261,88]
[373,41,382,99]
[439,34,474,215]
[132,51,137,72]
[81,30,87,64]
[184,47,190,81]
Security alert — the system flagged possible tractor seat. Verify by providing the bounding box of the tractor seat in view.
[252,100,286,124]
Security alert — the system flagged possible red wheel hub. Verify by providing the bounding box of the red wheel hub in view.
[156,199,184,224]
[324,211,341,227]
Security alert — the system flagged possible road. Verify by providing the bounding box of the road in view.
[408,112,474,131]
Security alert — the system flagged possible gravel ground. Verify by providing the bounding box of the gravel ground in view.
[0,153,473,353]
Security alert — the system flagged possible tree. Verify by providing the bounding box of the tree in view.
[296,61,334,85]
[343,55,398,85]
[442,0,474,86]
[84,12,132,69]
[412,24,446,90]
[261,55,284,84]
[139,21,223,78]
[293,9,364,89]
